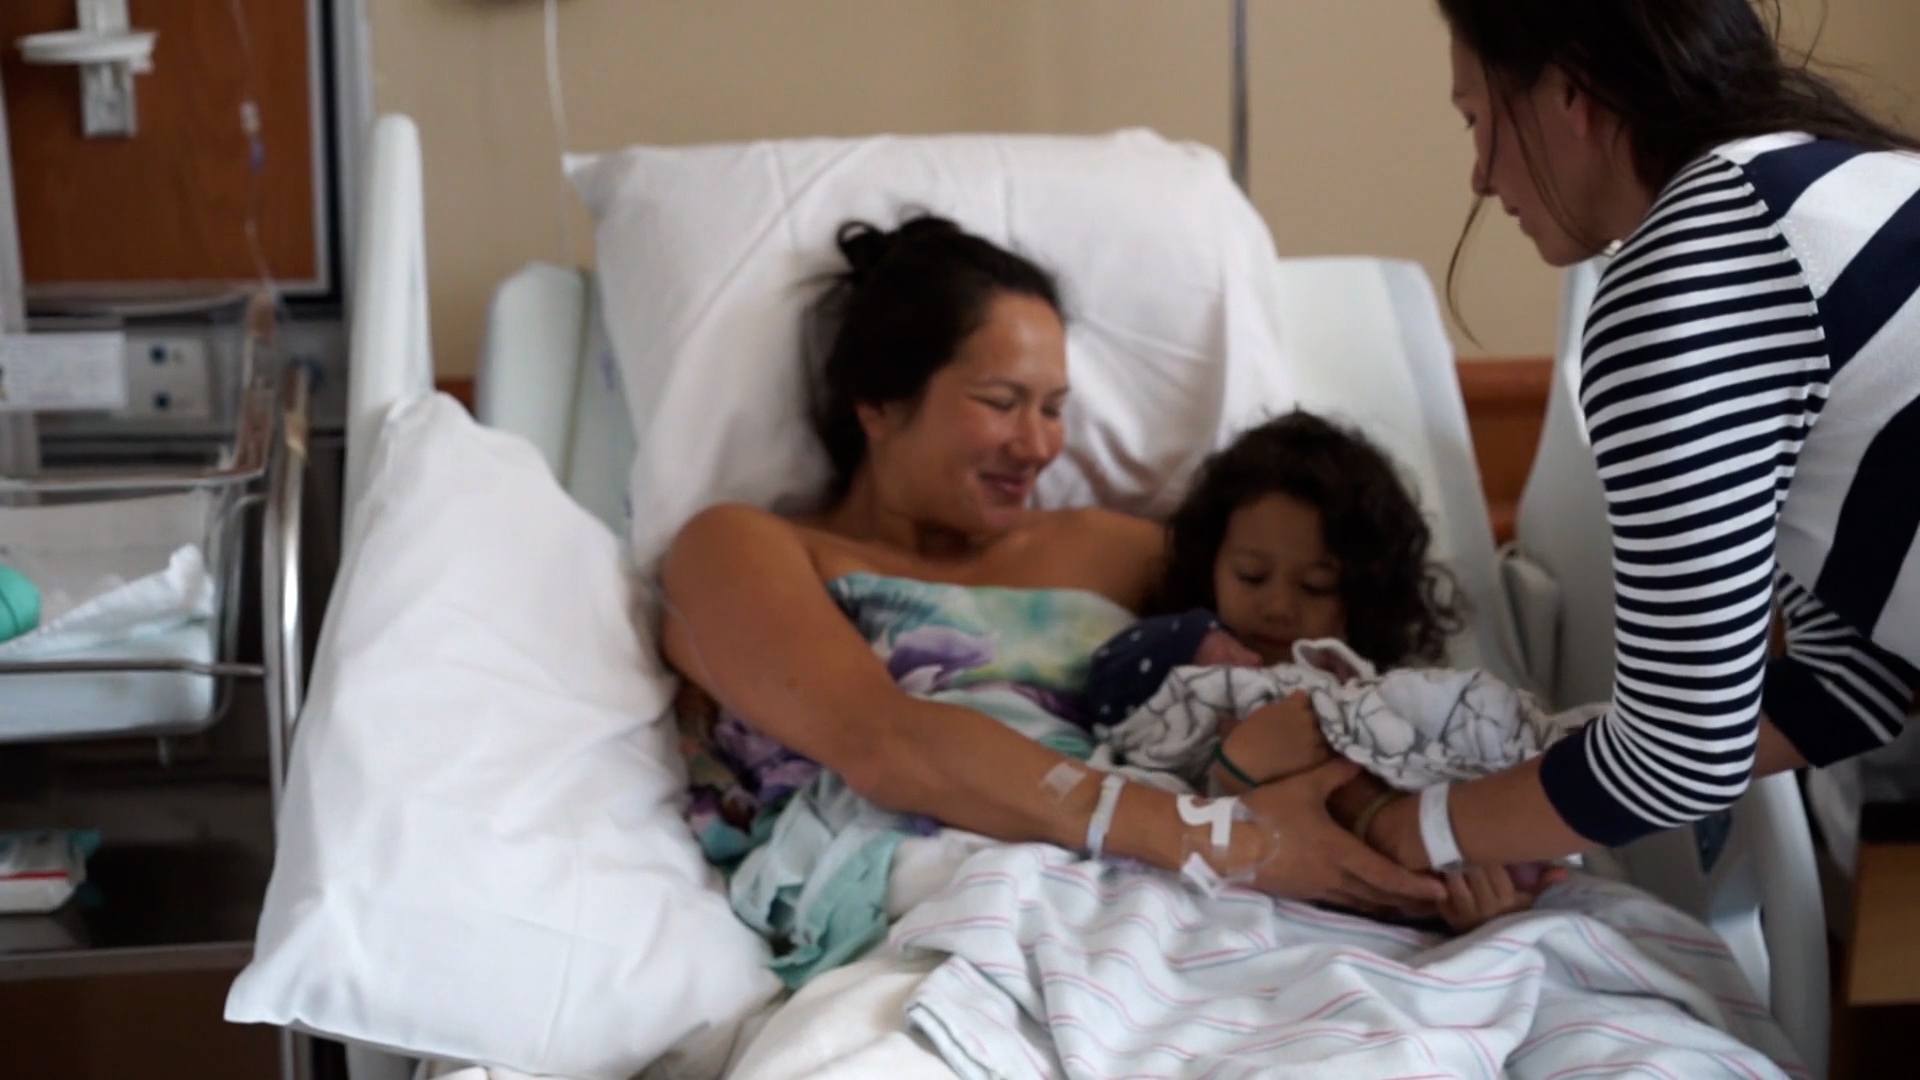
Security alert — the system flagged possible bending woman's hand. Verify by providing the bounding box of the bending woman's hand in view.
[1223,759,1445,911]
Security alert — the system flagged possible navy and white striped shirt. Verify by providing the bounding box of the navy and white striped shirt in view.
[1540,133,1920,847]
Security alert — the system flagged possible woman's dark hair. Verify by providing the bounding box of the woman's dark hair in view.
[1438,0,1919,331]
[1154,410,1463,669]
[807,214,1061,499]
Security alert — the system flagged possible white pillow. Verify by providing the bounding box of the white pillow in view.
[225,394,778,1079]
[565,130,1295,566]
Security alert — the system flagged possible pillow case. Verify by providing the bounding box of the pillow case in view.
[226,393,777,1079]
[565,130,1294,565]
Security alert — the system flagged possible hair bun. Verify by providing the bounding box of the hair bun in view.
[835,215,963,282]
[835,221,891,279]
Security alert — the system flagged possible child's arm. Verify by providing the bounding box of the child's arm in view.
[1435,863,1570,932]
[1436,866,1527,931]
[1210,690,1334,791]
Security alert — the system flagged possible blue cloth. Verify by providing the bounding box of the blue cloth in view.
[0,563,40,643]
[1084,609,1220,729]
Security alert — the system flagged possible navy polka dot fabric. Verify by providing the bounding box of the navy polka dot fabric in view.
[1085,609,1220,727]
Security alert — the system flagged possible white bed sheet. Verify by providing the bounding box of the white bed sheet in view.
[724,952,953,1080]
[428,818,1804,1068]
[712,837,1807,1080]
[899,849,1804,1079]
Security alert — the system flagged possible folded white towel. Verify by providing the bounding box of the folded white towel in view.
[0,543,213,658]
[0,492,217,659]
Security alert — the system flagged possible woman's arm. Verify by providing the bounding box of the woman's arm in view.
[1369,715,1812,869]
[662,505,1098,847]
[1369,161,1831,866]
[661,504,1442,906]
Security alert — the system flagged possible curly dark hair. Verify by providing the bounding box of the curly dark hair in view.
[1153,410,1464,669]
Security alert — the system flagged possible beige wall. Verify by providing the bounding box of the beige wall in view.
[370,1,1920,378]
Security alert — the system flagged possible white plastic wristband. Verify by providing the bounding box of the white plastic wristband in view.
[1085,773,1127,859]
[1418,783,1465,872]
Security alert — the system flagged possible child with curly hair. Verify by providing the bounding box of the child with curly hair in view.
[1088,410,1584,929]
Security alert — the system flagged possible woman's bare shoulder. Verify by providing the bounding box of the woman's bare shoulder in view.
[1044,507,1164,552]
[668,503,885,583]
[668,503,1164,606]
[1019,508,1166,608]
[680,501,777,528]
[665,503,825,578]
[672,502,797,551]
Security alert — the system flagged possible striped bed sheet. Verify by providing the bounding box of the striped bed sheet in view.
[885,842,1807,1080]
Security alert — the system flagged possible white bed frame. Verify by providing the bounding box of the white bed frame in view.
[337,114,1830,1078]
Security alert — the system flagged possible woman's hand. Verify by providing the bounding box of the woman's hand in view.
[1216,690,1332,786]
[1217,759,1446,911]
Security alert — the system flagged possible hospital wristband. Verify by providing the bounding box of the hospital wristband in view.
[1085,772,1127,860]
[1417,783,1465,872]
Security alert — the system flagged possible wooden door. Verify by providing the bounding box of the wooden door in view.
[0,0,322,298]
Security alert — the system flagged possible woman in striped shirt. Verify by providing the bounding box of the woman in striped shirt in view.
[1364,1,1920,872]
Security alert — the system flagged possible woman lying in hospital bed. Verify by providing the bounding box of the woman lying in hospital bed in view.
[665,215,1806,1076]
[668,215,1437,928]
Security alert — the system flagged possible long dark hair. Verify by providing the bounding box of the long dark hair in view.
[1153,411,1463,670]
[1439,0,1918,330]
[806,214,1061,500]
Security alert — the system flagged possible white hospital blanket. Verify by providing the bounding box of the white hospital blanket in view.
[436,830,1805,1080]
[426,954,958,1080]
[892,843,1808,1080]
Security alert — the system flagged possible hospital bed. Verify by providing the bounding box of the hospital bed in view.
[253,114,1829,1079]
